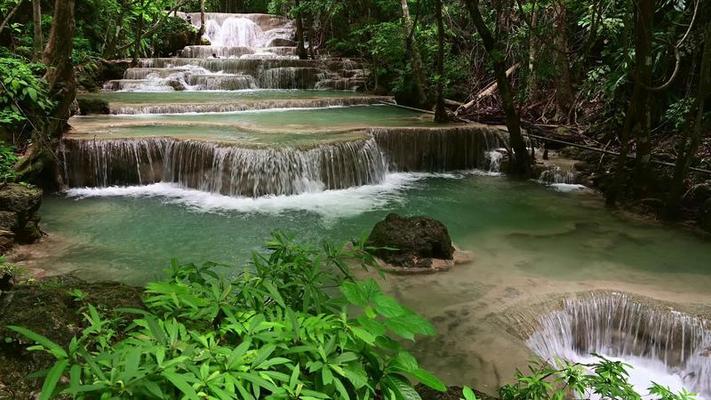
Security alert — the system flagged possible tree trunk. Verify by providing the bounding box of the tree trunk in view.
[553,0,573,121]
[666,23,711,216]
[632,0,654,179]
[133,4,145,64]
[607,0,653,205]
[294,0,308,59]
[197,0,206,38]
[400,0,429,108]
[17,0,77,190]
[32,0,43,60]
[434,0,447,122]
[463,0,531,177]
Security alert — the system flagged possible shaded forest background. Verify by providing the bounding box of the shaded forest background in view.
[0,0,710,225]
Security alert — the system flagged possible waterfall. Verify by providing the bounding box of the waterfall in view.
[523,292,711,398]
[100,12,369,91]
[371,127,507,172]
[61,126,504,197]
[180,45,254,58]
[62,137,388,197]
[538,165,578,184]
[259,67,323,89]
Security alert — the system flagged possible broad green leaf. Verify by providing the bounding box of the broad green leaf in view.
[162,370,199,400]
[39,359,68,400]
[8,326,68,359]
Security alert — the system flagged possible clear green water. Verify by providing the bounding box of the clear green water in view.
[38,174,711,287]
[32,173,711,393]
[68,105,438,143]
[79,90,374,104]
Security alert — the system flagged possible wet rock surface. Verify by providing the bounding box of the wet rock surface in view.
[0,183,42,253]
[366,213,455,270]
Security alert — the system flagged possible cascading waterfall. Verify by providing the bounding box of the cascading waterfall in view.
[371,127,508,172]
[99,10,368,91]
[61,126,504,197]
[524,292,711,398]
[62,137,388,197]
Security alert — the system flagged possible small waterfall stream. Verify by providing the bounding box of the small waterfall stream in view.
[524,292,711,398]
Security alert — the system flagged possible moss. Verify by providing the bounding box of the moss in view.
[0,275,143,399]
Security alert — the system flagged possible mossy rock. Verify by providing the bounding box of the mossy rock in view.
[0,276,143,398]
[77,97,110,115]
[366,213,455,269]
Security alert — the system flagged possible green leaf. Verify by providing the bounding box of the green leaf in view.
[162,370,199,400]
[351,326,376,344]
[462,386,478,400]
[39,359,68,400]
[409,368,446,392]
[8,326,68,359]
[373,294,405,318]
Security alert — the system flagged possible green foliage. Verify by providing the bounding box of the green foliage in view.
[0,256,25,290]
[0,141,19,182]
[498,356,697,400]
[0,57,53,130]
[11,233,446,399]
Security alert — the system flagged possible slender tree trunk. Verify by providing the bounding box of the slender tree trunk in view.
[434,0,447,122]
[17,0,77,189]
[667,24,711,215]
[32,0,43,60]
[553,0,573,121]
[632,0,653,180]
[198,0,206,38]
[133,6,145,64]
[294,0,308,59]
[607,0,654,205]
[463,0,531,177]
[527,6,538,98]
[400,0,428,108]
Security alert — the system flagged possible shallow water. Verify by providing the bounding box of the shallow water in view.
[32,172,711,395]
[68,105,440,142]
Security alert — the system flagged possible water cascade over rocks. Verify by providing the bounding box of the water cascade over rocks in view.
[61,126,506,197]
[102,12,367,92]
[522,292,711,398]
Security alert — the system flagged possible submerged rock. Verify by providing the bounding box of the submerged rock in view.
[366,213,455,270]
[0,183,42,252]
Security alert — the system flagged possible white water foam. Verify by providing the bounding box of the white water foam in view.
[64,171,489,219]
[548,183,589,193]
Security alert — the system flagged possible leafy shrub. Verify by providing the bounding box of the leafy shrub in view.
[9,233,446,399]
[0,57,53,133]
[0,141,18,182]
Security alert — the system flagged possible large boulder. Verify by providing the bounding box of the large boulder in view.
[366,213,454,269]
[0,183,42,252]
